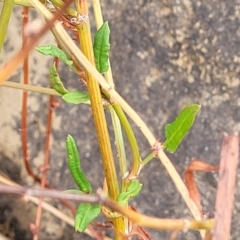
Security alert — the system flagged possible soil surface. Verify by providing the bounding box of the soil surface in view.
[0,0,240,239]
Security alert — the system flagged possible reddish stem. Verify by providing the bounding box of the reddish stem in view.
[21,7,30,176]
[20,5,76,218]
[20,4,79,240]
[33,55,58,239]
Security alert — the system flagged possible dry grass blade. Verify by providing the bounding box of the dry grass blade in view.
[184,160,219,217]
[213,134,239,240]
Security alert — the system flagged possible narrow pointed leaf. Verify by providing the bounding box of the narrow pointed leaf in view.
[66,135,92,193]
[75,203,101,232]
[36,44,73,67]
[117,179,142,206]
[93,22,110,73]
[49,63,69,95]
[62,91,90,104]
[163,104,201,153]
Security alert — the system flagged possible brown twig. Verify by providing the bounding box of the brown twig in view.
[33,68,56,240]
[0,184,101,202]
[21,9,45,237]
[213,134,239,240]
[20,3,80,238]
[0,174,109,240]
[21,7,30,179]
[21,3,54,195]
[20,8,76,238]
[0,183,214,231]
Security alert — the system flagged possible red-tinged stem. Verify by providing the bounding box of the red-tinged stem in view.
[21,7,29,177]
[33,56,58,240]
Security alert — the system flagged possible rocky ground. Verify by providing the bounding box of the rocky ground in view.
[0,0,240,239]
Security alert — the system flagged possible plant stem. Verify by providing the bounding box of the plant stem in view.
[0,0,14,52]
[21,7,29,192]
[0,81,61,96]
[111,103,141,178]
[51,0,80,19]
[10,0,203,228]
[143,152,154,165]
[92,0,128,177]
[0,175,107,240]
[92,0,141,179]
[108,105,127,176]
[0,183,215,231]
[103,195,214,231]
[92,1,133,235]
[34,41,56,240]
[75,1,124,237]
[92,0,128,178]
[76,0,119,202]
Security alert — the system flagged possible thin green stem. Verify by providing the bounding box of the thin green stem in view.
[0,0,14,52]
[143,152,154,165]
[0,81,61,96]
[112,103,141,178]
[108,105,127,176]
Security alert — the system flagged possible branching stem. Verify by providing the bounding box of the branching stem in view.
[0,81,61,96]
[0,0,202,225]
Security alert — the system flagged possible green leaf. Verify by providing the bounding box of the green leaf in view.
[62,91,90,104]
[66,135,92,193]
[117,179,142,206]
[36,44,73,67]
[49,63,69,95]
[93,22,110,73]
[163,104,201,153]
[75,203,101,232]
